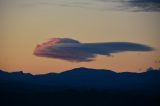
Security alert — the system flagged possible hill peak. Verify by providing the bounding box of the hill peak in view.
[60,67,115,76]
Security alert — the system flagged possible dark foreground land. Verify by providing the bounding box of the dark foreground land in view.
[0,90,160,106]
[0,67,160,106]
[1,89,160,106]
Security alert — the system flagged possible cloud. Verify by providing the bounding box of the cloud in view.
[97,0,160,12]
[5,0,159,12]
[124,0,160,12]
[34,38,154,62]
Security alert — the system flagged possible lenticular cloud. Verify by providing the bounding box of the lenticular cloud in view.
[34,38,153,62]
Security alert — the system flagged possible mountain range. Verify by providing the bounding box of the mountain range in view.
[1,67,160,106]
[0,67,160,91]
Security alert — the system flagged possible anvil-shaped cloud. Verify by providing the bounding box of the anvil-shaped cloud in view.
[34,38,153,62]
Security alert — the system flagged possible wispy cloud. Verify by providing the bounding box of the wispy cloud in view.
[97,0,160,12]
[4,0,160,12]
[34,38,153,62]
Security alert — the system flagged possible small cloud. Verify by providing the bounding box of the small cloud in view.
[125,0,160,12]
[34,38,154,62]
[98,0,160,12]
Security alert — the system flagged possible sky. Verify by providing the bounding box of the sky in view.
[0,0,160,74]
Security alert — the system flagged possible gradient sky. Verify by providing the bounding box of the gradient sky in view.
[0,0,160,74]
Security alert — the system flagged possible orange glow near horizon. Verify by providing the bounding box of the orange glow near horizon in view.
[0,50,160,74]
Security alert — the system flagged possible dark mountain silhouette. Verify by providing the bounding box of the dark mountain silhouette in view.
[0,67,160,106]
[0,67,160,91]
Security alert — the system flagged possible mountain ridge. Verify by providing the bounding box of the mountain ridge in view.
[0,67,160,91]
[1,67,160,106]
[1,67,159,75]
